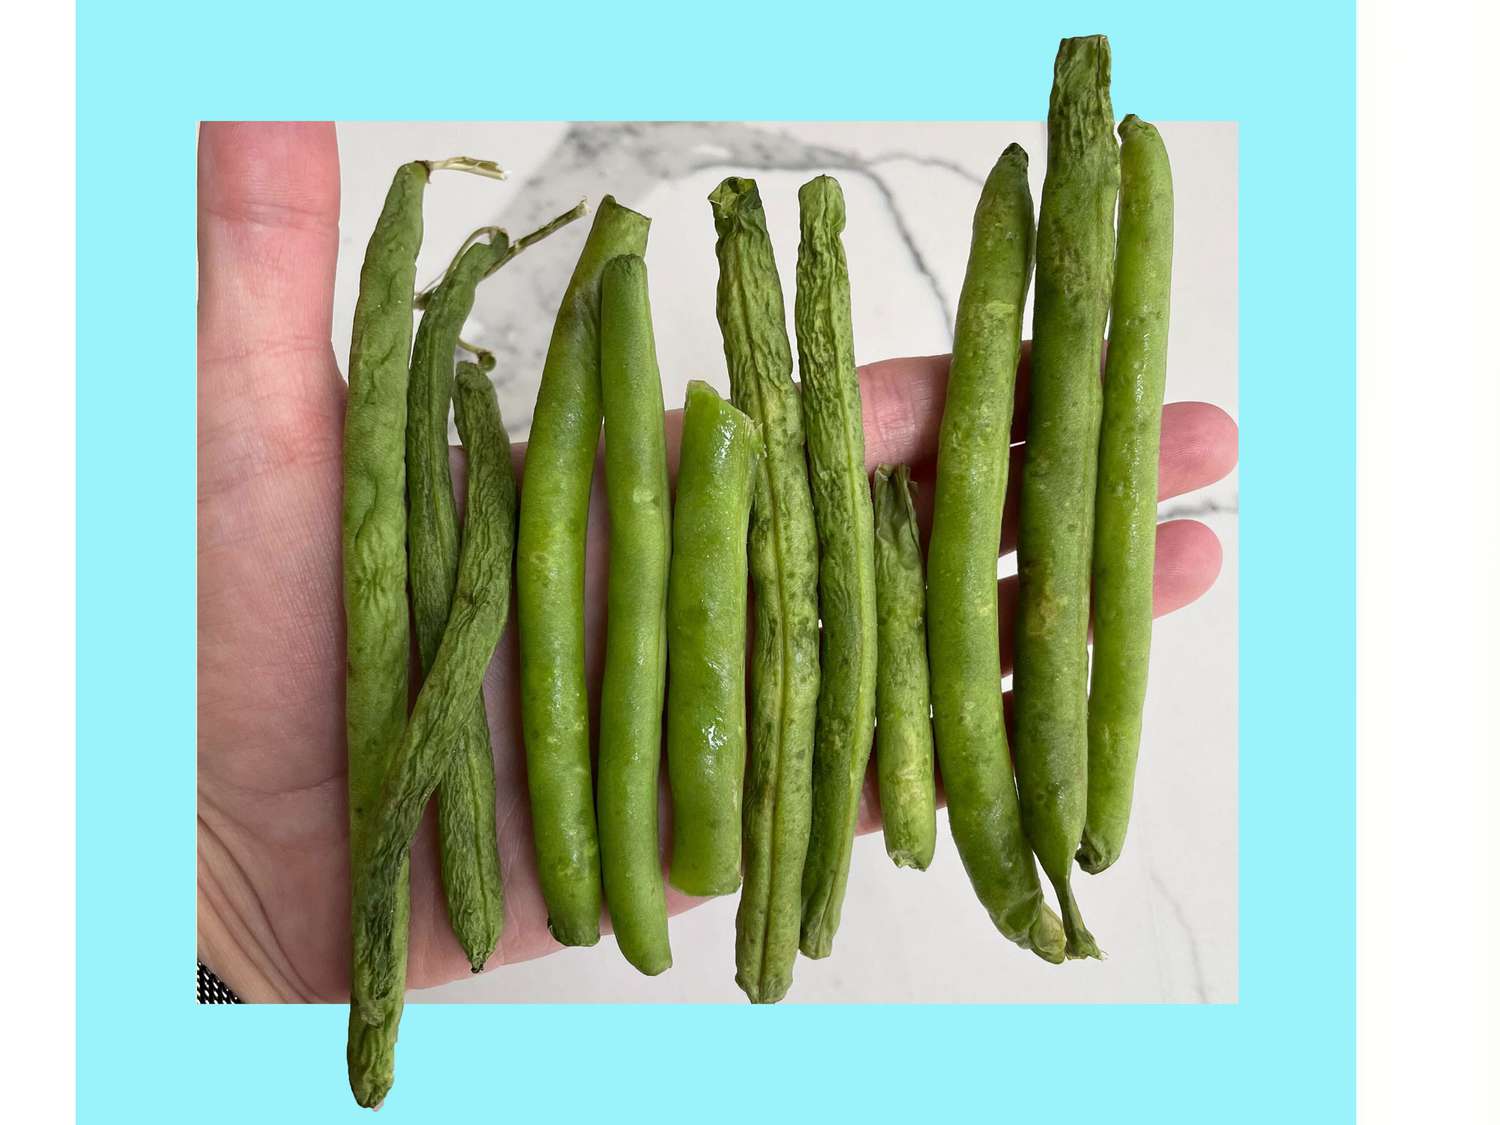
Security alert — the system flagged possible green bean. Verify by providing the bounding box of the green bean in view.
[666,381,760,897]
[1080,115,1174,875]
[793,175,878,959]
[871,464,937,871]
[342,159,428,1105]
[926,144,1065,964]
[1014,34,1119,960]
[709,176,820,1004]
[597,254,673,975]
[407,231,508,975]
[408,204,588,974]
[355,362,518,1025]
[517,196,650,947]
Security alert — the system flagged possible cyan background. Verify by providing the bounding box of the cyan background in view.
[78,0,1353,1120]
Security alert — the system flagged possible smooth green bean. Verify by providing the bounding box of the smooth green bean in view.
[793,175,878,959]
[1081,115,1174,875]
[597,254,672,975]
[666,381,760,897]
[709,176,820,1004]
[355,363,518,1025]
[516,196,650,947]
[342,159,427,1105]
[926,144,1065,963]
[872,464,937,871]
[1014,34,1119,960]
[407,231,507,975]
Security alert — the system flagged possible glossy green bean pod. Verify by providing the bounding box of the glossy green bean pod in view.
[871,464,937,871]
[355,363,518,1025]
[407,232,507,974]
[709,176,820,1004]
[1081,115,1174,875]
[597,254,673,975]
[926,145,1065,964]
[1014,34,1119,960]
[793,175,878,959]
[666,381,760,897]
[516,196,650,947]
[342,159,427,1105]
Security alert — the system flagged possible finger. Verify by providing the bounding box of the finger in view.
[198,123,343,443]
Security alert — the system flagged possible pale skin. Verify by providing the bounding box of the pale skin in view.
[197,122,1237,1002]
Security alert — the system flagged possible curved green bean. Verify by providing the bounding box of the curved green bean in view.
[709,176,820,1004]
[597,254,672,975]
[872,464,937,871]
[1080,115,1174,875]
[1014,34,1119,960]
[355,362,518,1025]
[516,196,650,947]
[666,381,760,897]
[926,144,1065,964]
[342,159,428,1104]
[793,175,878,959]
[407,231,508,975]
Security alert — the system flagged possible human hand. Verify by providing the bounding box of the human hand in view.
[196,121,1236,1002]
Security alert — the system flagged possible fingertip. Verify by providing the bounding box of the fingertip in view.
[1153,519,1224,616]
[1159,401,1239,498]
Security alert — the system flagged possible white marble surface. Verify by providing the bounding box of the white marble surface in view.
[334,121,1238,1003]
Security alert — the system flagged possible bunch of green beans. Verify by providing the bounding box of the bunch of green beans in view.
[709,176,821,1004]
[516,196,651,948]
[926,144,1065,963]
[1013,33,1120,961]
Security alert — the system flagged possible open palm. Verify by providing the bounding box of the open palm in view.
[196,121,1237,1002]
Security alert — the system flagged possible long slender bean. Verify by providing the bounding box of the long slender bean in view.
[517,196,650,947]
[709,176,820,1004]
[793,175,878,959]
[926,144,1065,963]
[355,363,518,1025]
[342,159,428,1105]
[597,254,672,975]
[1080,115,1174,874]
[407,232,507,975]
[666,381,760,896]
[1014,34,1118,960]
[872,464,937,871]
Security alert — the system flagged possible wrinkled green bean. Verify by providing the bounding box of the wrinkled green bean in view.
[666,381,760,897]
[342,159,428,1106]
[597,254,673,975]
[709,176,820,1004]
[926,144,1065,964]
[355,363,518,1025]
[871,464,937,871]
[1014,34,1118,960]
[407,231,508,975]
[793,175,878,959]
[1081,115,1174,875]
[516,196,650,947]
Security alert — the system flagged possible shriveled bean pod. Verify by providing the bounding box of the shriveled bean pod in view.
[1014,34,1119,960]
[872,464,937,872]
[793,174,879,959]
[709,176,820,1004]
[355,363,518,1025]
